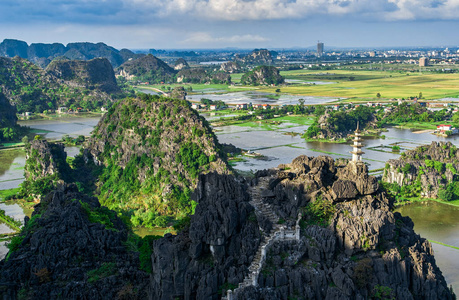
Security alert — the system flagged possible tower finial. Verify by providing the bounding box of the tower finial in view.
[356,121,360,131]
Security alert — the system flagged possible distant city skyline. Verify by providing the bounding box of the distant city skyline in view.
[0,0,458,50]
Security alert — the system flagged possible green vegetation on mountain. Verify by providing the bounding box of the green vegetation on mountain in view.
[116,54,176,84]
[383,142,459,205]
[241,65,284,86]
[177,68,231,84]
[304,106,376,141]
[378,102,449,126]
[86,94,228,228]
[20,139,72,199]
[0,93,26,142]
[0,56,122,113]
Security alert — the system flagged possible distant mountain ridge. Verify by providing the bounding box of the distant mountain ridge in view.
[0,39,141,68]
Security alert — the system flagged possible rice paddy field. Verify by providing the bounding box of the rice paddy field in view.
[137,67,459,102]
[271,69,459,100]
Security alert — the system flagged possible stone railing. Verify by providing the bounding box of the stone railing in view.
[222,213,302,300]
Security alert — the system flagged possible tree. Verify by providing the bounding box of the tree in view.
[376,92,381,99]
[418,92,423,99]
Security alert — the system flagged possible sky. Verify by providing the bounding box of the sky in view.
[0,0,458,50]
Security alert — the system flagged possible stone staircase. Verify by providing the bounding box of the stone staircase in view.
[222,176,301,300]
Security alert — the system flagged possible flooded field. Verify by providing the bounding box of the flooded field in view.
[18,116,101,141]
[186,91,337,106]
[396,202,459,290]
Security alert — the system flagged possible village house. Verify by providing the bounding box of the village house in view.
[436,124,458,135]
[236,103,248,110]
[57,107,68,114]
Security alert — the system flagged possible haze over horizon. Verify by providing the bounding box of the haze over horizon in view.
[1,0,458,50]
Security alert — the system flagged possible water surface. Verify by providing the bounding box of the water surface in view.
[18,116,101,141]
[396,201,459,290]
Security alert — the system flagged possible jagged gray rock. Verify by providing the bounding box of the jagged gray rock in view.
[383,141,459,198]
[150,173,261,300]
[0,184,149,299]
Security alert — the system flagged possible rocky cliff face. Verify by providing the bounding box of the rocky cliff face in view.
[0,56,120,113]
[220,62,241,73]
[46,57,120,93]
[170,86,187,100]
[235,49,275,65]
[0,39,135,68]
[150,173,261,299]
[0,39,28,58]
[176,68,208,84]
[305,107,378,141]
[20,139,72,200]
[174,58,189,70]
[0,93,17,129]
[0,149,452,299]
[240,65,284,86]
[383,141,459,199]
[0,184,149,299]
[151,155,453,300]
[85,94,228,225]
[0,92,21,142]
[116,54,176,83]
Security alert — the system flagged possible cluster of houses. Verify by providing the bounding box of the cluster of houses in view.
[330,99,459,114]
[436,124,459,135]
[191,102,272,111]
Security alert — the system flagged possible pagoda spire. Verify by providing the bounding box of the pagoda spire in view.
[350,124,364,163]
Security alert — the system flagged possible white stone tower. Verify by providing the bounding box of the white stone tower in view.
[350,122,365,163]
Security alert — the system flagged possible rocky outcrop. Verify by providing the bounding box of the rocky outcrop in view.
[20,139,72,200]
[0,184,149,299]
[24,140,67,182]
[306,108,379,141]
[240,66,284,86]
[177,68,208,84]
[220,62,240,73]
[383,141,459,198]
[46,57,120,93]
[0,56,120,113]
[0,93,17,129]
[211,72,231,84]
[234,49,276,65]
[177,68,231,84]
[150,173,261,300]
[0,39,135,68]
[174,58,189,70]
[228,155,453,300]
[0,39,28,58]
[170,86,187,100]
[116,54,176,83]
[85,95,228,225]
[0,151,453,299]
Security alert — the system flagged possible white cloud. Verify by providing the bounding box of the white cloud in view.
[125,0,459,21]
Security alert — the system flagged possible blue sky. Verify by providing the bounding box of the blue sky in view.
[0,0,458,49]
